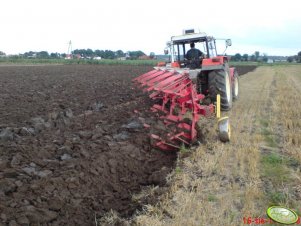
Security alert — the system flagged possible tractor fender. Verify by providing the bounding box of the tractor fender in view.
[201,65,224,71]
[201,56,227,71]
[229,67,236,83]
[229,67,234,79]
[229,67,235,76]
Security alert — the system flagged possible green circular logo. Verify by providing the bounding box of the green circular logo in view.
[267,206,299,224]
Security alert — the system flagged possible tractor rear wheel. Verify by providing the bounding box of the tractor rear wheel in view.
[208,63,232,111]
[232,70,239,101]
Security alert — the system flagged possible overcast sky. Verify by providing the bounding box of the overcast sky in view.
[1,0,300,56]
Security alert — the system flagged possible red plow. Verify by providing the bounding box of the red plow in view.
[133,29,236,150]
[133,68,214,150]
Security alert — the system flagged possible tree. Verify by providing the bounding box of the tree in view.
[287,56,293,63]
[37,51,49,58]
[149,52,155,59]
[254,51,260,61]
[86,49,93,57]
[233,53,242,61]
[73,49,88,57]
[24,51,36,58]
[262,53,268,63]
[103,50,115,59]
[0,51,6,56]
[50,52,60,58]
[128,51,145,59]
[73,49,80,55]
[298,51,301,63]
[242,54,248,61]
[115,50,124,58]
[95,50,105,58]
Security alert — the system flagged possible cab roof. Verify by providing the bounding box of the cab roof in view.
[171,32,213,44]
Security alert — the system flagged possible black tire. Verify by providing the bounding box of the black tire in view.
[232,70,239,101]
[208,63,232,111]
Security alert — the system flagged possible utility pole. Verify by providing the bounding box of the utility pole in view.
[66,40,72,59]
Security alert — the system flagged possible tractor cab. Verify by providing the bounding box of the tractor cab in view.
[164,29,231,69]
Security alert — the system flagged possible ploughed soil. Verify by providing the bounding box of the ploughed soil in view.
[235,65,257,76]
[0,64,255,226]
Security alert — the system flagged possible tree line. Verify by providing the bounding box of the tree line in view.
[0,49,148,60]
[287,51,301,63]
[72,49,146,59]
[3,49,301,62]
[231,51,301,63]
[231,51,269,62]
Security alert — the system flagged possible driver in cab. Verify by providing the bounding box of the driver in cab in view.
[185,42,204,68]
[186,42,204,60]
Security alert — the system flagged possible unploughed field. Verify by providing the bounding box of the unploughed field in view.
[0,64,278,226]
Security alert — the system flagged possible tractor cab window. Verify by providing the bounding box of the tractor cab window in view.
[208,40,217,58]
[194,42,206,56]
[171,40,209,68]
[176,44,186,62]
[200,42,207,56]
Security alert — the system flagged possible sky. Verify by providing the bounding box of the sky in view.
[1,0,300,56]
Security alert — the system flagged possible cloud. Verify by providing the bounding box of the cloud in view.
[1,0,300,55]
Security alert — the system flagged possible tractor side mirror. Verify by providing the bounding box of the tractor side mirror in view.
[164,49,169,55]
[226,39,232,47]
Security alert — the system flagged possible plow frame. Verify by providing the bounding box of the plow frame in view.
[134,67,214,150]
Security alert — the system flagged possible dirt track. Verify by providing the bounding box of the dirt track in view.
[0,64,255,225]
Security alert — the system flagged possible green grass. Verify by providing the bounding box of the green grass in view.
[261,153,292,208]
[267,191,288,205]
[74,59,160,66]
[0,58,65,64]
[262,153,283,165]
[0,58,160,66]
[207,194,217,202]
[260,149,300,208]
[264,135,278,148]
[261,153,291,185]
[262,152,300,169]
[230,61,259,66]
[259,119,269,127]
[179,144,190,154]
[230,61,301,67]
[175,166,182,174]
[259,119,278,148]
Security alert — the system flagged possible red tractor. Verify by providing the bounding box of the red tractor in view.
[133,29,239,150]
